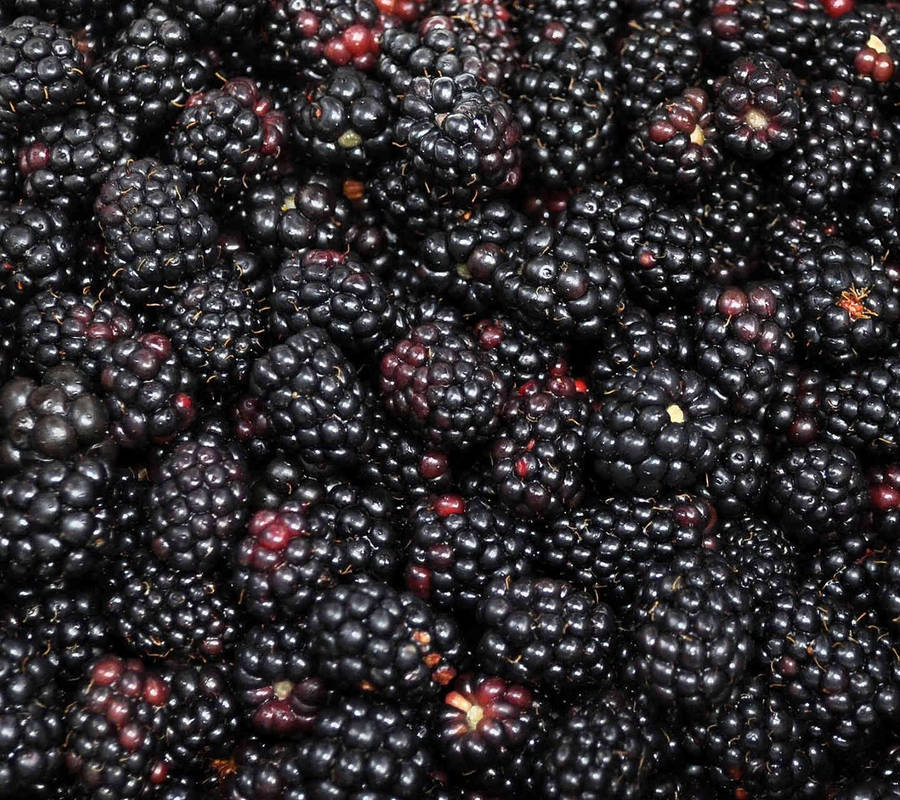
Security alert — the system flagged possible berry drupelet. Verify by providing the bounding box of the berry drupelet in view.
[586,364,727,496]
[309,578,462,700]
[99,333,197,449]
[475,575,618,690]
[379,321,507,452]
[405,493,534,613]
[167,77,288,201]
[713,52,801,160]
[94,158,219,306]
[250,326,372,474]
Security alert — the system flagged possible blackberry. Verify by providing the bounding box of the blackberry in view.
[435,673,544,794]
[16,290,135,383]
[221,740,306,800]
[513,0,623,48]
[147,432,248,574]
[541,494,718,608]
[64,656,171,800]
[537,690,662,800]
[167,77,288,201]
[713,53,801,160]
[698,0,828,74]
[688,676,830,799]
[249,327,372,474]
[17,110,137,216]
[821,5,900,97]
[0,17,86,134]
[633,550,753,713]
[492,224,625,339]
[379,321,506,452]
[0,0,114,27]
[763,363,826,444]
[767,441,867,546]
[488,371,588,520]
[0,202,75,322]
[760,586,900,751]
[472,315,566,387]
[161,663,238,778]
[359,406,454,503]
[762,201,844,277]
[418,201,528,314]
[99,333,198,449]
[296,696,433,798]
[586,364,727,496]
[854,167,900,257]
[89,7,211,133]
[820,358,900,454]
[794,241,900,365]
[238,173,349,264]
[260,0,383,81]
[94,159,219,306]
[869,464,900,541]
[706,421,769,518]
[233,624,323,736]
[592,185,714,308]
[879,542,900,632]
[0,132,17,202]
[695,164,763,284]
[780,80,889,217]
[589,307,692,384]
[308,578,462,699]
[159,270,265,397]
[2,583,110,681]
[511,28,615,189]
[695,283,795,416]
[234,501,339,622]
[475,575,618,690]
[616,20,702,122]
[157,0,265,36]
[270,249,397,357]
[719,514,798,620]
[405,493,534,613]
[808,530,887,612]
[395,71,521,196]
[0,365,112,469]
[108,550,240,660]
[628,87,722,191]
[291,66,392,170]
[0,629,63,799]
[0,455,115,584]
[437,0,518,87]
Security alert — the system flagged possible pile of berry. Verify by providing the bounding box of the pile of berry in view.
[5,0,900,798]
